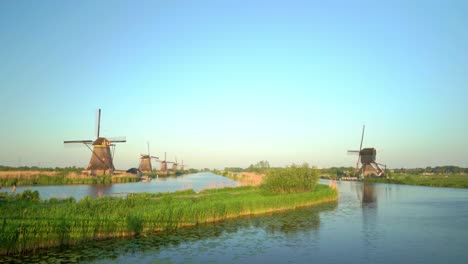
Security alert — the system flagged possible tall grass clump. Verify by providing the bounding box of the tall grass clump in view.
[262,163,319,193]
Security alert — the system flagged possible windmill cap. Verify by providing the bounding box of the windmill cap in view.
[93,137,111,146]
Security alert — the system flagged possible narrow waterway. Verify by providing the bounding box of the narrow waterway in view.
[3,178,468,263]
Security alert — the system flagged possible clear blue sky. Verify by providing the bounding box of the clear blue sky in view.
[1,0,467,170]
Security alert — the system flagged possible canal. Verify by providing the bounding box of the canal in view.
[2,175,468,263]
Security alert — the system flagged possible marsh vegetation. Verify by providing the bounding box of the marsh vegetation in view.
[0,164,336,255]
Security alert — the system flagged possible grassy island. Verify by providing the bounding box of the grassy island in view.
[0,163,337,255]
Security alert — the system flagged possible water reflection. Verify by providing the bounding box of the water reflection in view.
[88,184,113,198]
[4,203,337,263]
[362,182,377,206]
[361,183,379,254]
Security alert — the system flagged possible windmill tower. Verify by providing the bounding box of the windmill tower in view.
[347,125,386,178]
[180,160,188,171]
[159,152,168,174]
[64,109,126,176]
[139,142,159,174]
[172,157,178,171]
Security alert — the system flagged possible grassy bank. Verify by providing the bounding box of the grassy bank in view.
[0,184,337,255]
[364,174,468,188]
[0,172,139,187]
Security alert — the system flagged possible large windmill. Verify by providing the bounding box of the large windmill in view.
[138,142,159,174]
[64,109,126,176]
[347,125,386,178]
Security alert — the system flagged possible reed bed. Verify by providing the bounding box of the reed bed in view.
[0,171,58,178]
[0,185,337,255]
[226,172,265,186]
[0,173,139,186]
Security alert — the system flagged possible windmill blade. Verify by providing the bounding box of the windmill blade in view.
[347,150,360,155]
[355,125,365,177]
[64,140,93,144]
[147,141,150,156]
[150,156,159,159]
[359,125,365,152]
[96,109,101,138]
[107,136,126,143]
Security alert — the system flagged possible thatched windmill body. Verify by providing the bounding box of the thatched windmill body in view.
[158,152,173,174]
[64,109,126,176]
[171,157,179,171]
[347,125,386,178]
[138,142,159,174]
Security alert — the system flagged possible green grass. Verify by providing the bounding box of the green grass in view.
[0,174,139,187]
[364,174,468,188]
[263,163,319,193]
[0,184,337,255]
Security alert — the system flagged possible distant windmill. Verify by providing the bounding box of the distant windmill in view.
[139,142,159,173]
[159,152,172,174]
[347,125,386,178]
[171,157,179,171]
[64,109,126,175]
[180,160,188,171]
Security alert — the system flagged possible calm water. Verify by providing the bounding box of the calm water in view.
[3,178,468,263]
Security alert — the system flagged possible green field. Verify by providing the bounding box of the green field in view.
[364,174,468,188]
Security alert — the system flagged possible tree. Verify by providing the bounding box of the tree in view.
[246,160,270,173]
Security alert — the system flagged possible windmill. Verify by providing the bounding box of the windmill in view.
[138,142,159,173]
[64,109,126,176]
[171,157,179,171]
[347,125,386,178]
[180,160,188,171]
[159,152,171,174]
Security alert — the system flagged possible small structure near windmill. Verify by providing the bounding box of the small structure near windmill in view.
[138,142,159,174]
[64,109,126,176]
[347,125,386,178]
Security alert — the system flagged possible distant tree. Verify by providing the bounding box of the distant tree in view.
[224,167,244,173]
[245,160,270,173]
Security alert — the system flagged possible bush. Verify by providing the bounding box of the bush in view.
[262,163,319,194]
[20,189,40,202]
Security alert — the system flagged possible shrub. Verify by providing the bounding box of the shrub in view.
[20,190,40,202]
[262,163,319,194]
